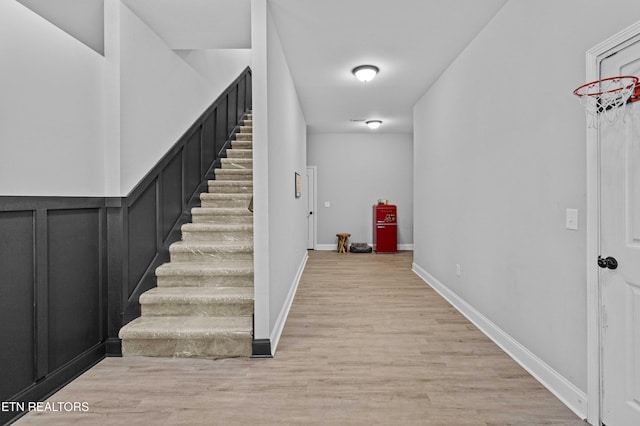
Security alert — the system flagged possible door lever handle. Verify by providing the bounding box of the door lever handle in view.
[598,256,618,270]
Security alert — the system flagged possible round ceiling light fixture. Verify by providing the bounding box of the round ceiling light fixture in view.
[352,65,379,83]
[366,120,382,130]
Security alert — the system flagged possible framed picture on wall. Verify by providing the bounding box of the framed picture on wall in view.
[295,172,301,198]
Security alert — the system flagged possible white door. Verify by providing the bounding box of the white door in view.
[600,44,640,426]
[306,166,316,249]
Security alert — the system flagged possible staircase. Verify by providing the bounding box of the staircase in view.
[119,113,254,358]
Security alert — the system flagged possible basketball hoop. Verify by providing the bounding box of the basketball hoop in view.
[573,75,639,128]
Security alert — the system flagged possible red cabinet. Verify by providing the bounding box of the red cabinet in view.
[372,205,397,253]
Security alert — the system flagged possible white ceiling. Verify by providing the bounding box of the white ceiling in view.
[16,0,507,134]
[267,0,508,133]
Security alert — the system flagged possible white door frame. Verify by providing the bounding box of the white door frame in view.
[585,19,640,426]
[306,166,317,249]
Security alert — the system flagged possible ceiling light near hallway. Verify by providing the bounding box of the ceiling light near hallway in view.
[352,65,379,82]
[366,120,382,130]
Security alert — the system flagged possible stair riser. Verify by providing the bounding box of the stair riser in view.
[225,150,252,159]
[214,168,253,176]
[239,126,252,133]
[142,301,253,317]
[182,230,253,242]
[214,174,253,181]
[157,275,253,288]
[191,215,253,225]
[235,134,252,141]
[221,159,252,169]
[200,199,251,208]
[122,336,252,358]
[207,184,253,194]
[170,250,253,262]
[231,141,252,150]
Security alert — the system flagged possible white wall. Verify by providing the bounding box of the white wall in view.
[0,0,105,196]
[250,0,270,346]
[175,49,252,96]
[118,3,250,195]
[307,133,413,248]
[266,6,308,338]
[413,0,640,405]
[251,0,308,351]
[0,0,251,198]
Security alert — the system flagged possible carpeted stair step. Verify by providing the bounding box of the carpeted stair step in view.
[169,241,253,262]
[119,316,252,358]
[191,207,252,224]
[214,168,253,181]
[234,133,252,141]
[231,140,252,149]
[140,287,254,317]
[207,180,253,194]
[242,120,252,127]
[181,223,253,242]
[221,158,252,169]
[239,126,252,133]
[225,149,252,158]
[155,261,254,287]
[200,193,251,208]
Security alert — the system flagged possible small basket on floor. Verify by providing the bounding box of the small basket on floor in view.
[349,243,372,253]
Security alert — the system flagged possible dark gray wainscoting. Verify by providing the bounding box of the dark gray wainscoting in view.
[0,67,252,425]
[0,197,107,426]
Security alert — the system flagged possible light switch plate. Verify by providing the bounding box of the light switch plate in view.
[566,208,578,230]
[324,201,330,208]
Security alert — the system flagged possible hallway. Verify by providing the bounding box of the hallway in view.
[17,251,585,425]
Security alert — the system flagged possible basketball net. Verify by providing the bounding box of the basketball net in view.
[573,76,638,128]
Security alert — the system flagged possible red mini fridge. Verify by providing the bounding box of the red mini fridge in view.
[373,205,397,253]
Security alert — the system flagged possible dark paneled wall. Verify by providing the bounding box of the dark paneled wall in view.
[0,67,251,425]
[0,198,106,426]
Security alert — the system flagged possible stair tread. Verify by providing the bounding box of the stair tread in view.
[215,167,253,172]
[191,207,253,215]
[170,240,253,250]
[207,180,254,185]
[182,223,252,231]
[200,193,252,199]
[119,316,252,339]
[222,158,252,163]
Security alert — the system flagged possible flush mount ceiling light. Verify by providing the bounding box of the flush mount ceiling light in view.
[366,120,382,130]
[352,65,379,83]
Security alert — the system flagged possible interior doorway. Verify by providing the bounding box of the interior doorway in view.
[585,20,640,426]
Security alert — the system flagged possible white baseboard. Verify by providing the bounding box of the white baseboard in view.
[314,243,414,251]
[270,251,309,355]
[315,244,336,251]
[412,262,587,420]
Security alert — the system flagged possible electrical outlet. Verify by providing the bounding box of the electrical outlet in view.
[456,264,462,277]
[566,208,578,230]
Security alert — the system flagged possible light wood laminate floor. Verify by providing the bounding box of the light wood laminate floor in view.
[18,251,586,425]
